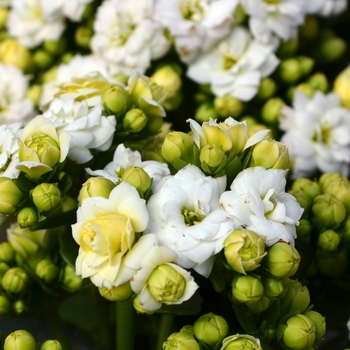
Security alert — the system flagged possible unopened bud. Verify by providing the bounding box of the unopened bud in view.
[1,267,29,294]
[262,277,284,300]
[200,144,227,175]
[317,229,340,252]
[60,264,83,292]
[291,178,320,200]
[304,310,326,341]
[231,275,264,305]
[261,97,285,124]
[4,330,37,350]
[195,103,218,123]
[32,183,61,212]
[102,85,129,120]
[308,72,329,93]
[277,58,303,84]
[13,299,27,315]
[36,259,59,283]
[78,177,115,205]
[0,242,16,264]
[122,108,148,133]
[0,294,11,315]
[163,330,200,350]
[98,281,133,301]
[75,25,93,49]
[296,56,314,76]
[32,49,54,69]
[214,95,245,119]
[40,340,63,350]
[221,334,262,350]
[0,177,23,215]
[0,39,32,71]
[121,167,151,197]
[256,77,277,101]
[17,207,39,228]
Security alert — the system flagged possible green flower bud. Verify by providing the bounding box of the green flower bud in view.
[262,277,284,300]
[0,242,16,264]
[276,37,299,59]
[43,38,66,56]
[26,84,43,108]
[2,267,29,294]
[256,77,277,101]
[32,49,54,69]
[293,83,315,98]
[296,56,314,76]
[17,207,39,228]
[98,281,133,301]
[0,177,24,215]
[214,95,245,119]
[278,314,316,350]
[248,139,289,170]
[78,177,116,205]
[0,294,11,315]
[122,108,148,133]
[102,85,129,120]
[221,334,262,350]
[322,179,350,213]
[261,97,285,124]
[265,242,301,278]
[312,194,346,229]
[247,295,271,314]
[313,33,347,63]
[333,66,350,108]
[308,72,329,93]
[199,144,227,175]
[75,25,93,49]
[277,58,303,84]
[4,330,37,350]
[195,103,218,123]
[0,262,10,281]
[129,75,166,105]
[317,230,340,252]
[144,116,164,135]
[121,167,151,197]
[316,250,348,277]
[296,219,313,244]
[319,172,348,189]
[288,190,312,214]
[224,228,266,274]
[13,299,27,315]
[291,178,321,200]
[36,259,59,283]
[193,312,228,346]
[233,3,247,24]
[163,330,200,350]
[32,183,61,212]
[40,340,63,350]
[231,275,264,305]
[60,265,83,292]
[304,311,326,341]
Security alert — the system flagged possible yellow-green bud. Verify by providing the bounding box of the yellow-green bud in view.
[278,314,316,350]
[233,3,247,24]
[261,97,285,124]
[43,38,66,56]
[0,8,9,29]
[308,72,329,93]
[0,262,10,281]
[214,95,245,119]
[221,334,262,350]
[129,75,166,105]
[317,229,340,252]
[17,207,39,228]
[0,294,11,315]
[60,265,83,292]
[32,49,54,69]
[296,219,313,244]
[195,103,218,123]
[256,77,277,101]
[163,330,200,350]
[276,37,299,59]
[2,267,29,294]
[121,167,151,197]
[265,242,300,278]
[32,183,61,212]
[122,108,148,133]
[199,144,227,175]
[319,172,348,189]
[75,25,93,49]
[40,340,63,350]
[333,66,350,109]
[277,58,303,84]
[0,177,23,215]
[304,310,326,341]
[291,178,321,200]
[314,33,347,63]
[296,56,315,76]
[316,250,348,277]
[249,139,289,170]
[247,295,271,314]
[145,116,164,135]
[4,330,37,350]
[0,242,16,264]
[312,193,346,229]
[78,177,115,205]
[322,179,350,213]
[299,16,319,41]
[193,312,228,346]
[98,281,133,301]
[262,277,284,300]
[102,85,129,120]
[231,275,264,305]
[0,39,32,71]
[224,228,266,274]
[36,259,59,283]
[292,83,315,98]
[41,66,58,83]
[288,190,312,214]
[13,299,27,315]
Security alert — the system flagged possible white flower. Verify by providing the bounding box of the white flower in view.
[306,0,347,17]
[187,26,279,101]
[90,0,171,75]
[145,164,234,277]
[72,182,149,288]
[280,91,350,178]
[242,0,306,47]
[220,167,303,246]
[87,143,170,188]
[59,0,93,21]
[41,98,116,164]
[155,0,238,64]
[0,123,22,179]
[0,64,35,125]
[7,0,65,48]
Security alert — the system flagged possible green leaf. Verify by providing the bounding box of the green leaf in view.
[30,209,76,231]
[59,228,79,268]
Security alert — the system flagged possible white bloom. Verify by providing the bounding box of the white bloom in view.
[155,0,238,64]
[145,164,234,277]
[41,98,116,164]
[72,182,149,288]
[220,167,303,246]
[280,91,350,178]
[242,0,306,47]
[187,26,279,101]
[59,0,93,21]
[7,0,65,48]
[90,0,171,75]
[87,143,170,188]
[306,0,347,17]
[0,123,22,179]
[0,64,35,125]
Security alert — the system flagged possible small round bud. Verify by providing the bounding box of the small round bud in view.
[40,340,63,350]
[98,281,133,301]
[308,72,329,93]
[0,242,16,264]
[2,267,29,294]
[200,144,227,175]
[322,178,350,213]
[121,167,151,197]
[304,310,326,341]
[277,58,303,84]
[4,330,37,350]
[122,108,148,133]
[291,178,321,200]
[231,275,264,305]
[60,265,83,292]
[256,77,277,101]
[75,25,93,49]
[0,177,24,215]
[13,299,27,315]
[296,219,313,243]
[32,49,54,69]
[32,183,61,212]
[0,262,10,280]
[262,277,284,300]
[319,172,348,189]
[317,229,340,252]
[0,39,32,71]
[221,334,262,350]
[195,103,218,123]
[36,259,59,283]
[43,38,66,56]
[261,97,285,124]
[214,95,245,119]
[78,177,115,205]
[296,56,314,76]
[0,294,11,315]
[276,37,299,59]
[314,34,347,63]
[163,330,200,350]
[102,85,129,120]
[17,207,39,228]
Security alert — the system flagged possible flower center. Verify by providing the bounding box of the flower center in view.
[264,0,280,4]
[223,55,237,70]
[181,0,205,21]
[182,208,204,226]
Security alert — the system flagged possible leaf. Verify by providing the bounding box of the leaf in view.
[30,209,76,231]
[59,228,79,268]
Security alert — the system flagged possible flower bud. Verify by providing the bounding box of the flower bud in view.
[199,144,227,175]
[296,219,313,244]
[43,38,66,56]
[121,167,151,197]
[60,265,83,292]
[288,190,312,214]
[221,334,262,350]
[0,39,32,71]
[317,229,340,252]
[322,178,350,213]
[312,193,346,229]
[17,207,39,228]
[13,299,27,315]
[32,49,54,69]
[319,172,347,189]
[0,177,24,215]
[277,58,303,84]
[224,228,266,274]
[248,139,289,170]
[98,281,133,301]
[40,340,63,350]
[262,277,284,300]
[265,242,300,278]
[247,295,271,314]
[261,97,285,124]
[4,330,37,350]
[0,294,11,315]
[256,77,277,101]
[32,183,61,212]
[26,84,42,108]
[193,312,228,346]
[231,275,264,305]
[0,262,10,281]
[304,310,326,341]
[296,56,314,76]
[0,242,16,264]
[75,25,93,49]
[195,103,218,123]
[277,314,316,350]
[313,33,347,63]
[102,85,129,120]
[214,95,245,119]
[316,250,348,277]
[333,66,350,109]
[276,37,299,59]
[307,72,329,93]
[122,108,148,133]
[291,178,321,200]
[36,259,59,283]
[1,267,29,294]
[163,330,200,350]
[78,177,115,205]
[291,83,315,98]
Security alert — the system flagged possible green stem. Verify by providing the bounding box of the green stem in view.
[116,299,135,350]
[95,290,111,349]
[155,314,174,350]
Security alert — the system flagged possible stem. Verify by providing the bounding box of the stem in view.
[155,314,174,350]
[116,299,135,350]
[95,290,111,349]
